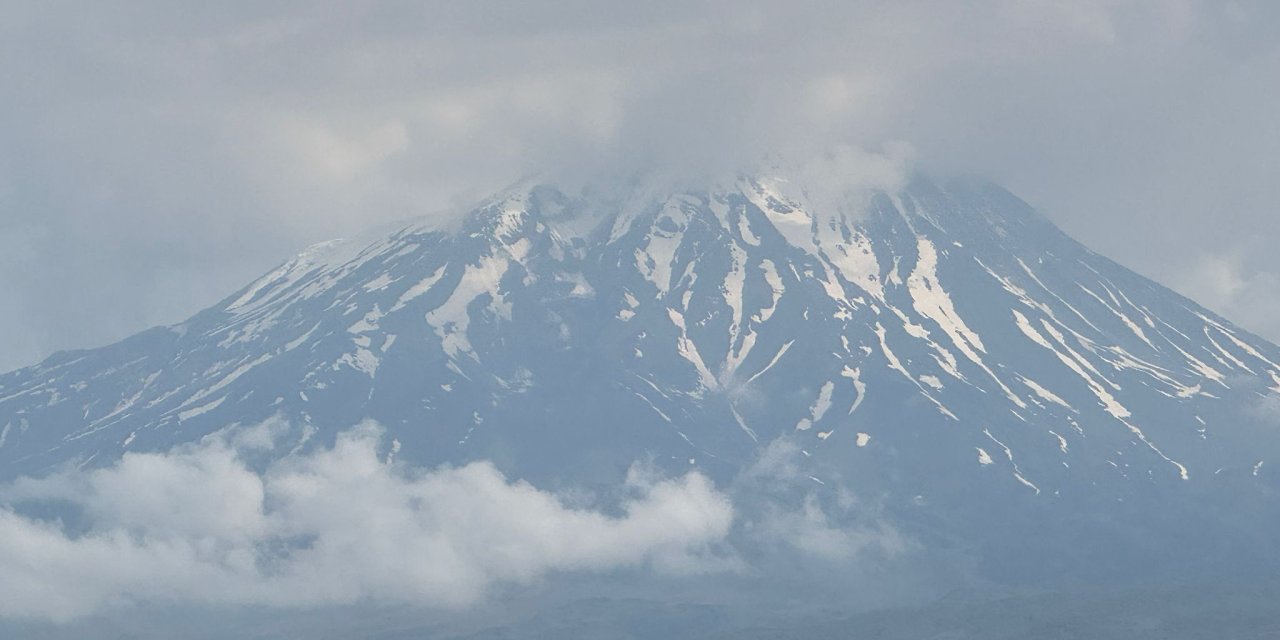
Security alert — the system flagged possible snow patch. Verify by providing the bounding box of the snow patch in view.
[426,256,511,359]
[1018,376,1072,410]
[909,237,1024,408]
[178,396,226,422]
[796,381,835,431]
[1049,430,1069,453]
[745,340,795,385]
[919,375,943,390]
[361,273,396,292]
[841,366,868,415]
[977,448,994,465]
[668,308,719,392]
[390,265,447,312]
[756,260,785,323]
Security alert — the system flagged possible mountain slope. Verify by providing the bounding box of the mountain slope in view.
[3,173,1280,578]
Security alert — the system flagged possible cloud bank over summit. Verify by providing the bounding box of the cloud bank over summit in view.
[2,1,1279,372]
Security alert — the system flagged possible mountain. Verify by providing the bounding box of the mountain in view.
[4,170,1280,582]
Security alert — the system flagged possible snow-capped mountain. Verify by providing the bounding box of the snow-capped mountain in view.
[4,171,1280,578]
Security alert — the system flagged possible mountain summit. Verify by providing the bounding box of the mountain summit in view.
[4,172,1280,580]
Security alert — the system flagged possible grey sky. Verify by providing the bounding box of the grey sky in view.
[2,0,1278,372]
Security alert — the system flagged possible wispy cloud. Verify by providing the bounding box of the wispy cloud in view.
[1177,251,1280,338]
[734,437,908,561]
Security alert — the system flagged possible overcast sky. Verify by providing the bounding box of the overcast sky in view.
[2,0,1278,373]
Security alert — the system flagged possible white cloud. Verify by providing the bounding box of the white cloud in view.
[0,424,913,623]
[768,143,916,219]
[0,422,734,621]
[755,494,906,561]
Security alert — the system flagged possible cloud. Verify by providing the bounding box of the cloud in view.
[758,144,916,221]
[1176,252,1280,338]
[1251,394,1280,424]
[0,423,913,623]
[0,422,734,622]
[754,493,906,561]
[734,437,908,561]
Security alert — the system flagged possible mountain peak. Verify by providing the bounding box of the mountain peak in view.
[3,173,1280,580]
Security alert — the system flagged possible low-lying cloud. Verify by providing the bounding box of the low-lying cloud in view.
[0,422,910,623]
[0,422,735,622]
[733,437,908,562]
